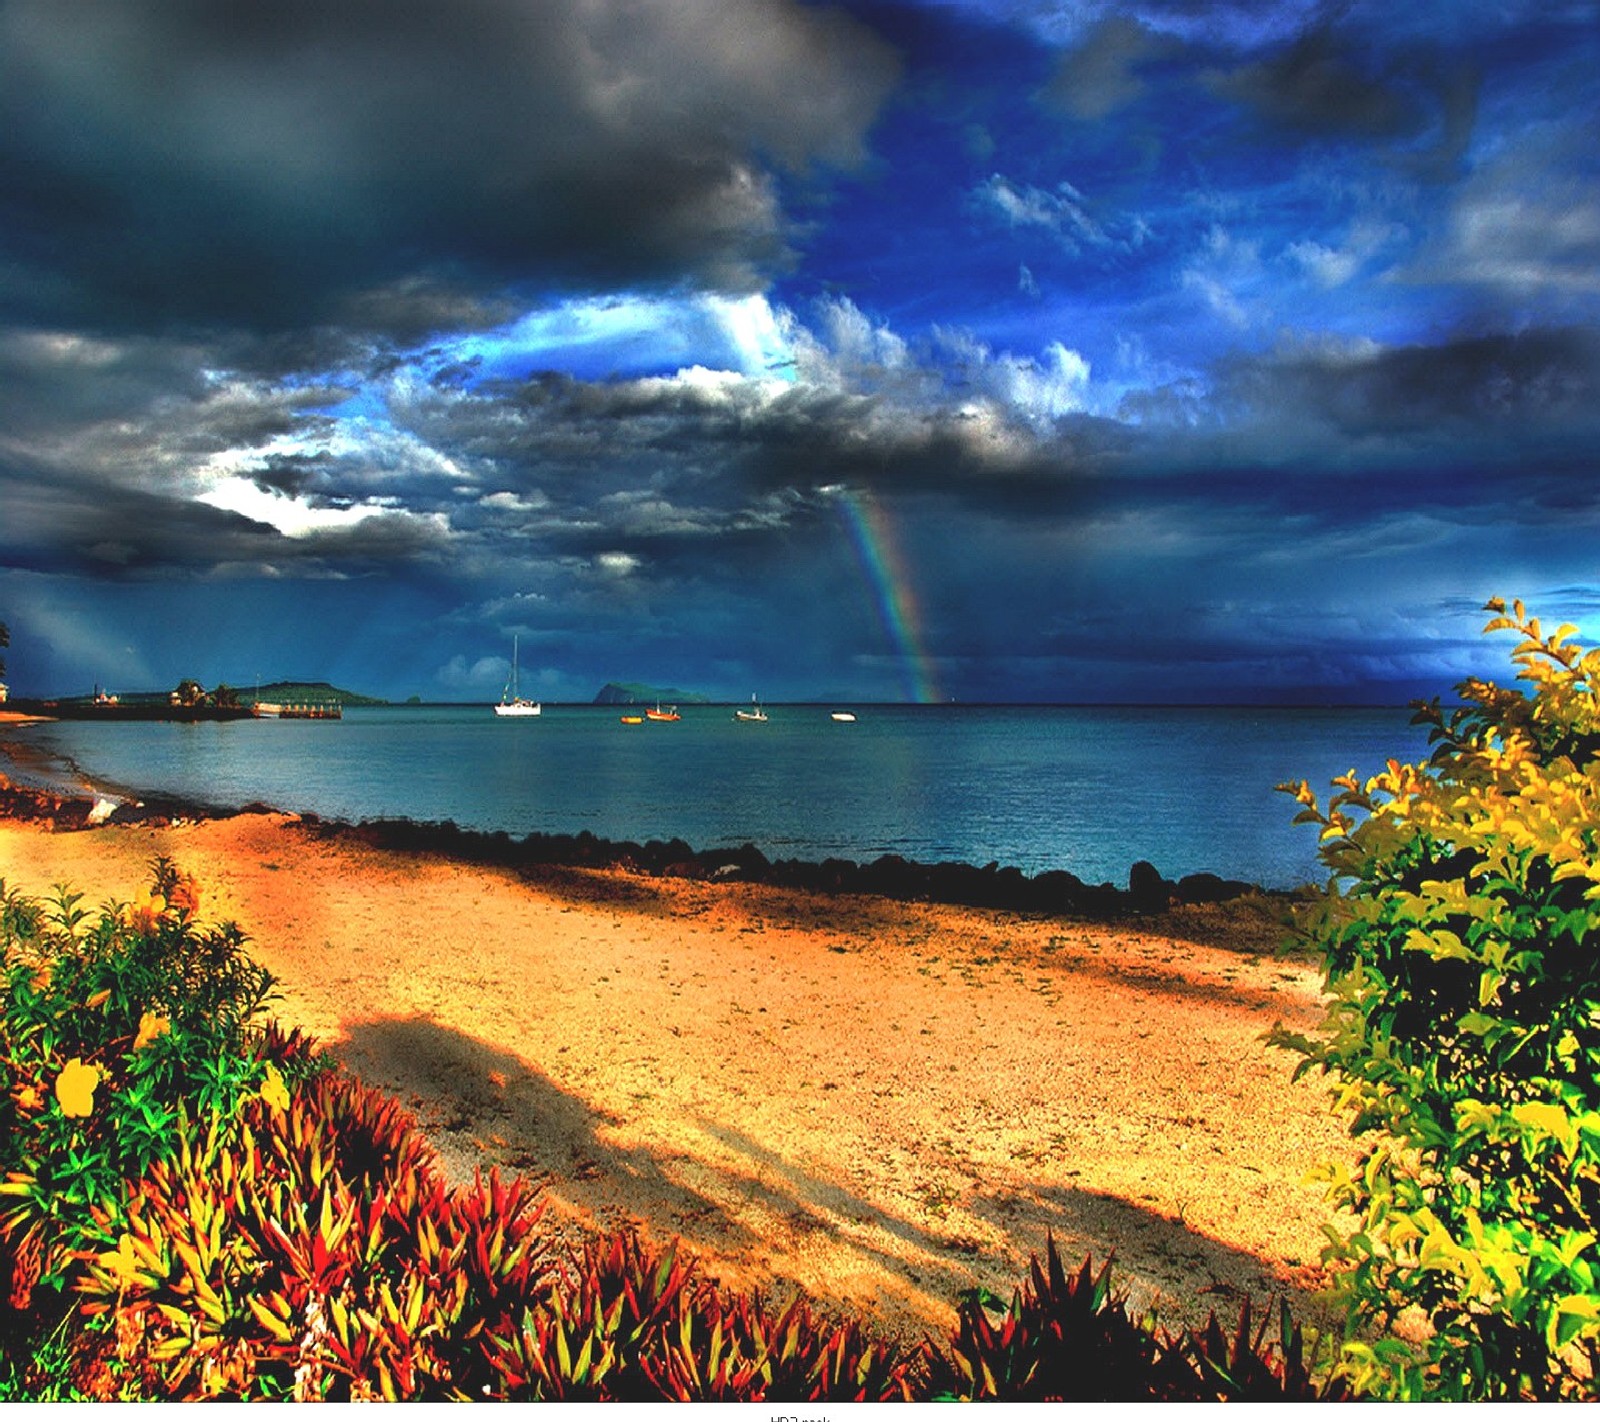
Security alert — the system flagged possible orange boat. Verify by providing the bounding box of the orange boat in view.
[644,704,681,721]
[620,715,644,725]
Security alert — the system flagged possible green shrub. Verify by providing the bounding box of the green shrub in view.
[1277,599,1600,1399]
[491,1228,921,1401]
[1,858,288,1307]
[75,1074,553,1401]
[932,1242,1160,1400]
[928,1235,1339,1402]
[1157,1294,1348,1401]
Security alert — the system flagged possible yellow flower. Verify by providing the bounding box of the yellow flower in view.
[260,1062,290,1112]
[55,1058,103,1118]
[86,988,112,1009]
[124,891,166,934]
[11,1082,44,1113]
[132,1011,170,1051]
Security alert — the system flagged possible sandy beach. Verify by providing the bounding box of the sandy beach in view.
[0,792,1352,1341]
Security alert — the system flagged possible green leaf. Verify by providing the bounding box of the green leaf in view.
[1511,1101,1577,1155]
[1549,1295,1600,1351]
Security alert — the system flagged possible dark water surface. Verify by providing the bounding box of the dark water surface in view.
[9,704,1430,889]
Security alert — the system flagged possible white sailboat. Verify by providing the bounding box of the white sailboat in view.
[733,694,767,723]
[494,635,541,717]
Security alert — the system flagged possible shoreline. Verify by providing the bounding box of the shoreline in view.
[0,707,1320,905]
[0,728,1285,920]
[0,777,1349,1340]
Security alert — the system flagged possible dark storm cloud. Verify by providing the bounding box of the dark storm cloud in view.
[0,447,450,582]
[1042,15,1178,120]
[1212,327,1600,450]
[399,357,1119,534]
[0,456,275,577]
[0,324,458,581]
[363,309,1600,591]
[1209,26,1425,139]
[5,287,1590,608]
[0,0,900,336]
[0,331,347,485]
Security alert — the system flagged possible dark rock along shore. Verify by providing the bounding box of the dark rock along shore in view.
[0,779,1276,920]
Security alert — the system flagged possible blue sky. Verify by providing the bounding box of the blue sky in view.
[1,0,1597,703]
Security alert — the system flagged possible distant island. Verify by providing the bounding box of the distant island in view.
[593,682,710,706]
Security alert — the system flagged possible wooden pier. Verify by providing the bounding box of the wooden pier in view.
[250,702,343,719]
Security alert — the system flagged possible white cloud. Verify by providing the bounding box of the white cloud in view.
[597,491,720,537]
[479,490,551,512]
[703,292,798,376]
[1285,239,1361,289]
[933,328,1094,427]
[1284,220,1404,289]
[197,476,391,538]
[813,295,910,373]
[1440,184,1600,295]
[975,173,1117,252]
[435,653,509,690]
[428,290,802,384]
[993,342,1093,423]
[1182,225,1266,328]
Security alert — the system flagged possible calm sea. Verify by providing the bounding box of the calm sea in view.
[7,704,1430,890]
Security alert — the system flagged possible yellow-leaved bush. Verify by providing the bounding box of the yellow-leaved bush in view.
[1277,598,1600,1400]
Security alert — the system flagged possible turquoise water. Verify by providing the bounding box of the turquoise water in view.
[9,704,1430,889]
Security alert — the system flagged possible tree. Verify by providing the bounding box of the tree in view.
[1279,599,1600,1399]
[173,679,206,707]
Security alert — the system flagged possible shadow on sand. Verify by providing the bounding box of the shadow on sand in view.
[338,1012,1322,1337]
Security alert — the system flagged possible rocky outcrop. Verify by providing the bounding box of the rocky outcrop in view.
[312,815,1285,921]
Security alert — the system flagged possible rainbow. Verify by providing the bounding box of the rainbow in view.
[833,487,941,704]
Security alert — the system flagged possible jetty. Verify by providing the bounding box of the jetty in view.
[250,701,343,719]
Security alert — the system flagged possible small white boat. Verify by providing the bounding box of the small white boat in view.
[733,694,768,723]
[830,711,857,722]
[494,634,542,717]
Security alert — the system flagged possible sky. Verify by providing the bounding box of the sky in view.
[1,0,1597,705]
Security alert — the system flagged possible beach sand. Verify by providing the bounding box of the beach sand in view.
[0,801,1351,1340]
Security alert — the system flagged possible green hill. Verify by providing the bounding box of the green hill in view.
[251,681,386,707]
[593,681,709,706]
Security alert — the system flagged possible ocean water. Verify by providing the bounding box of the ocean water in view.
[8,704,1431,889]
